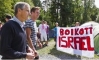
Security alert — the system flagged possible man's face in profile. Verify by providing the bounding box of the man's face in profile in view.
[19,5,30,21]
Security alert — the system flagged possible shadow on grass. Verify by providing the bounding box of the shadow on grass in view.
[48,47,81,60]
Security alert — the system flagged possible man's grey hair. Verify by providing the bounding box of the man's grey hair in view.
[55,22,58,25]
[14,2,30,15]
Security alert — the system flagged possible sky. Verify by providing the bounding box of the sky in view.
[40,0,99,8]
[40,0,45,2]
[95,0,99,8]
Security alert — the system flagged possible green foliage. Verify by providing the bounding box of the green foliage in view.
[0,0,35,23]
[32,0,42,7]
[49,0,98,27]
[0,0,13,22]
[36,20,41,27]
[24,0,34,7]
[0,0,98,27]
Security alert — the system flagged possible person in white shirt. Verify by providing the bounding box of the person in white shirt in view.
[38,20,48,46]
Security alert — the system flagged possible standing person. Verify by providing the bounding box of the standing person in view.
[0,2,34,59]
[44,21,49,43]
[38,20,48,46]
[52,22,59,47]
[24,7,42,59]
[75,21,80,57]
[37,28,41,42]
[75,22,80,27]
[5,14,12,22]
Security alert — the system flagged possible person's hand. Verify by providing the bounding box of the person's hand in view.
[38,42,42,48]
[27,47,38,58]
[27,47,34,53]
[26,53,34,60]
[34,50,38,57]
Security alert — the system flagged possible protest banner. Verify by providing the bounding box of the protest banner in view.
[57,25,94,58]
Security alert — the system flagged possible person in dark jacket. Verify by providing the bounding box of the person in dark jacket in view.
[0,2,34,59]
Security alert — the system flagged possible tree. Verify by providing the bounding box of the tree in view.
[49,0,98,27]
[32,0,42,7]
[0,0,13,22]
[0,0,34,22]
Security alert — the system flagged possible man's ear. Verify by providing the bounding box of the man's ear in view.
[18,8,22,14]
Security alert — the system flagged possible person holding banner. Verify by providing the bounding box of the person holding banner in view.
[52,22,59,47]
[75,22,80,27]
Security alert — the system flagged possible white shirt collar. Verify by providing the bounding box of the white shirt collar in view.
[12,16,25,28]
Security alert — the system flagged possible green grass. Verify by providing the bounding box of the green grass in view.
[36,39,80,59]
[37,39,70,55]
[37,38,99,59]
[37,39,55,55]
[94,54,99,58]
